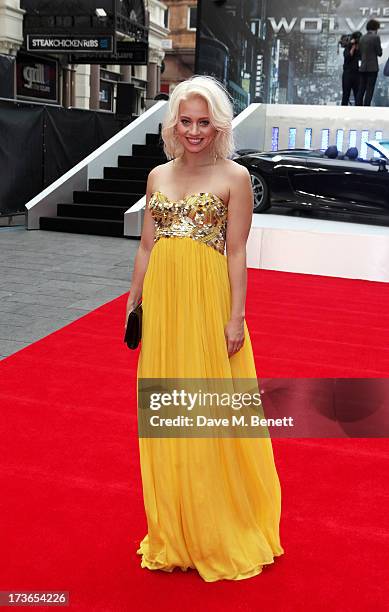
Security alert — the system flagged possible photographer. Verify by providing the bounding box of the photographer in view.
[341,31,362,105]
[356,19,383,106]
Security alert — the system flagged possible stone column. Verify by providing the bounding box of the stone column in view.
[62,66,77,108]
[121,65,132,82]
[70,66,76,107]
[89,64,100,110]
[147,48,165,99]
[147,62,157,99]
[74,64,91,109]
[63,67,71,107]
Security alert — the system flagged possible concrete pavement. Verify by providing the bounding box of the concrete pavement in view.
[0,226,138,360]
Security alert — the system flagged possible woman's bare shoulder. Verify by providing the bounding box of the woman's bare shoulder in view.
[223,158,250,177]
[147,160,174,192]
[219,159,251,191]
[148,160,174,180]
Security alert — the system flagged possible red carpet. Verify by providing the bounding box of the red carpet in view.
[0,269,388,611]
[246,269,389,377]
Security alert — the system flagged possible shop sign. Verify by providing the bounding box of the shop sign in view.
[27,35,114,53]
[68,42,148,65]
[16,53,58,102]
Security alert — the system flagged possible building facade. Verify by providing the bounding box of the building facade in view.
[160,0,197,93]
[0,0,169,113]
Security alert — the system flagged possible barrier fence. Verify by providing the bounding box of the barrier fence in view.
[0,99,131,215]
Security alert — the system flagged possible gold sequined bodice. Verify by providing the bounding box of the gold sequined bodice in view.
[148,191,228,255]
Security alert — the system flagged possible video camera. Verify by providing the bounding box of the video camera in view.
[338,31,362,48]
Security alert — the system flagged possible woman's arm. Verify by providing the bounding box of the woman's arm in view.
[224,164,254,356]
[125,169,158,326]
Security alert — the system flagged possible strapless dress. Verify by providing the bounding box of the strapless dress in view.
[135,190,284,581]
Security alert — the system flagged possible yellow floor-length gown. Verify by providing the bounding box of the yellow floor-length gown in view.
[136,190,284,582]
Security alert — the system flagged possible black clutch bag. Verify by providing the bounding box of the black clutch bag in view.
[124,301,143,349]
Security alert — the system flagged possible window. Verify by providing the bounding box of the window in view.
[336,129,344,151]
[99,82,113,112]
[321,129,329,151]
[348,130,357,148]
[271,127,279,151]
[188,6,197,30]
[304,128,312,149]
[360,130,369,159]
[288,128,297,149]
[373,131,383,157]
[164,7,169,29]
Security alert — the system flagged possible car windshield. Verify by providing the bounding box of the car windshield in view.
[366,140,389,160]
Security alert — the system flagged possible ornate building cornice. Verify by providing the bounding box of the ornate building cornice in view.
[0,39,22,55]
[148,46,165,64]
[0,0,25,54]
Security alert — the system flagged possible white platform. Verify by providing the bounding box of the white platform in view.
[246,214,389,282]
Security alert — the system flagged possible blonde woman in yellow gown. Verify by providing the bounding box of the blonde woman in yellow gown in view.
[126,76,284,582]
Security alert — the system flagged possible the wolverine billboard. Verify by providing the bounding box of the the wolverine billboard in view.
[195,1,389,111]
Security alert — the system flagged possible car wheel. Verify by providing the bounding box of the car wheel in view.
[250,171,270,213]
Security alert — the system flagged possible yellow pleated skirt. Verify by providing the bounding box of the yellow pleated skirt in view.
[136,237,284,582]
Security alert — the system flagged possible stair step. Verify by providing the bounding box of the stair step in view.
[132,143,164,157]
[73,190,143,205]
[104,166,150,180]
[89,178,146,193]
[40,215,124,237]
[39,129,165,236]
[117,155,165,168]
[57,203,129,220]
[146,132,162,145]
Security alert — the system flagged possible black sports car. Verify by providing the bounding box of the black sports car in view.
[235,140,389,216]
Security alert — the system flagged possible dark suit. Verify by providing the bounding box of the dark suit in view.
[356,31,383,105]
[341,43,360,105]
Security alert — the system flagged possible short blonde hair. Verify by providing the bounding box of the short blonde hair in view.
[161,75,235,160]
